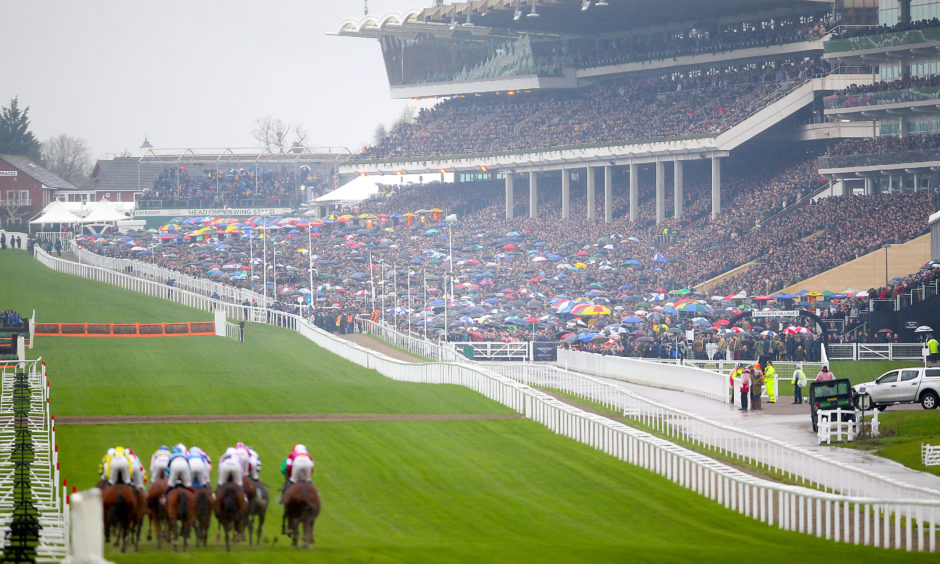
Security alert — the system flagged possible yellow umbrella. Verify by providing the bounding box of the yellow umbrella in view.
[430,208,444,213]
[574,262,587,269]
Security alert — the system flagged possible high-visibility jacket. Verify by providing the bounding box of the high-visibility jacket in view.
[764,365,777,401]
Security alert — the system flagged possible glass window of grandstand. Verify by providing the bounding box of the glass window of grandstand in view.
[880,121,901,136]
[880,61,901,81]
[911,0,940,22]
[904,118,940,135]
[66,193,89,202]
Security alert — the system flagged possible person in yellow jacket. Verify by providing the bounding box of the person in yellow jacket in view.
[100,446,134,484]
[763,360,777,403]
[791,363,807,404]
[728,363,744,404]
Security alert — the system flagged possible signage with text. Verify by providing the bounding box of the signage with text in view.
[134,207,291,217]
[0,171,18,177]
[531,341,558,362]
[751,310,800,317]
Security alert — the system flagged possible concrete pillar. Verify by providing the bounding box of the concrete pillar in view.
[505,174,514,220]
[673,160,684,220]
[629,163,638,222]
[864,177,872,196]
[604,165,613,223]
[655,160,665,225]
[711,156,721,219]
[586,166,596,219]
[561,169,570,219]
[914,173,919,192]
[529,171,538,219]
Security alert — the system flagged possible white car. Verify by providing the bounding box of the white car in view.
[854,367,940,410]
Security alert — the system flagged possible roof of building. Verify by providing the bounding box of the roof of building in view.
[0,154,77,190]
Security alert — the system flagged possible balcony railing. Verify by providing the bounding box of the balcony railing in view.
[818,150,940,169]
[134,197,303,210]
[0,199,32,207]
[824,86,940,110]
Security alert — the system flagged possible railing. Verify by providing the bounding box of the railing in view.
[818,150,940,170]
[827,343,925,361]
[0,199,31,207]
[35,251,940,551]
[924,444,940,467]
[558,348,728,402]
[450,341,530,361]
[360,319,464,363]
[824,85,940,110]
[486,362,940,502]
[0,360,69,561]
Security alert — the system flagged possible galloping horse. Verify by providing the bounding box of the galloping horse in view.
[145,478,168,548]
[214,481,247,552]
[246,478,269,545]
[192,484,213,547]
[282,480,321,549]
[101,482,139,552]
[165,486,196,551]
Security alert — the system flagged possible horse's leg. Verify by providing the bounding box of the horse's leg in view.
[224,525,230,552]
[257,510,265,546]
[303,517,313,549]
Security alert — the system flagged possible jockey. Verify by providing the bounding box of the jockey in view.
[106,446,134,485]
[150,445,171,480]
[247,446,261,480]
[187,446,212,488]
[99,448,116,482]
[128,449,147,490]
[217,447,244,488]
[165,444,192,489]
[234,442,252,477]
[279,443,313,502]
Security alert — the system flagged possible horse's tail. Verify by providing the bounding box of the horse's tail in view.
[178,488,190,521]
[222,486,238,519]
[197,488,210,517]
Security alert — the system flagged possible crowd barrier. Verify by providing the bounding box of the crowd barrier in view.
[558,348,728,402]
[486,362,940,502]
[40,247,940,551]
[34,321,216,338]
[0,360,69,561]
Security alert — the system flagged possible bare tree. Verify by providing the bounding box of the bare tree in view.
[252,117,293,153]
[373,123,388,144]
[0,199,31,229]
[394,103,417,128]
[290,124,309,154]
[41,134,92,187]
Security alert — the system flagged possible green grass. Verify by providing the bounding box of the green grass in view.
[773,360,920,397]
[6,252,936,562]
[58,421,931,564]
[840,410,940,477]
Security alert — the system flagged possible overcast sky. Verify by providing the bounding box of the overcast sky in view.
[0,0,426,159]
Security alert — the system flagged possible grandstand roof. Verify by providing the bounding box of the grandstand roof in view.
[338,0,832,38]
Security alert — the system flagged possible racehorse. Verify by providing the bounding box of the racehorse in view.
[239,475,256,536]
[101,482,139,552]
[145,478,168,548]
[165,486,196,551]
[192,484,213,547]
[246,478,269,545]
[282,481,321,549]
[214,481,247,552]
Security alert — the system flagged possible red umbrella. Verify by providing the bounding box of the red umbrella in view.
[503,244,517,250]
[753,295,774,301]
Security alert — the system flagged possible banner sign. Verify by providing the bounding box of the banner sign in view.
[134,208,291,217]
[751,310,800,318]
[0,171,17,177]
[531,341,558,362]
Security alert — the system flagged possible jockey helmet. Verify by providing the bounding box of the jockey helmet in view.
[171,445,186,457]
[293,444,308,454]
[107,448,116,456]
[159,445,169,452]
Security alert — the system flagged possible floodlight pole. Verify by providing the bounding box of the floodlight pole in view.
[272,240,277,302]
[369,252,376,313]
[423,268,428,340]
[394,267,399,327]
[262,228,267,305]
[408,270,412,335]
[308,226,314,305]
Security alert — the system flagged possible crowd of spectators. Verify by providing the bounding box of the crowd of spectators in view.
[573,16,829,69]
[0,309,27,329]
[138,166,335,209]
[825,74,940,110]
[819,134,940,169]
[359,58,826,161]
[830,17,940,39]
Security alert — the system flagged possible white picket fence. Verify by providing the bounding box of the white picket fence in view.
[925,445,940,467]
[35,247,940,552]
[0,360,69,562]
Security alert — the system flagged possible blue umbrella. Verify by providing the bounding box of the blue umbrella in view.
[623,316,642,323]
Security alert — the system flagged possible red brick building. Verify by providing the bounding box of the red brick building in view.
[0,155,77,229]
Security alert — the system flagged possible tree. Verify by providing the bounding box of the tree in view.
[41,134,92,187]
[373,123,388,144]
[252,117,292,153]
[0,97,42,161]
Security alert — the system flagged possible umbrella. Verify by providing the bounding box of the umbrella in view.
[914,325,934,333]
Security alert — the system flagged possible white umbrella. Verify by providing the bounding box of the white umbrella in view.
[914,325,934,333]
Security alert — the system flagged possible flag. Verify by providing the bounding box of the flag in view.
[653,253,668,263]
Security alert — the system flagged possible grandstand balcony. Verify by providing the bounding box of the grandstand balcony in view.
[824,85,940,121]
[824,25,940,64]
[135,196,304,210]
[818,150,940,175]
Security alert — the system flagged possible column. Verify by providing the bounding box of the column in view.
[604,165,613,223]
[505,174,514,220]
[655,160,665,225]
[561,169,570,219]
[586,166,596,219]
[629,163,638,222]
[674,160,684,220]
[864,177,873,196]
[711,155,721,220]
[529,171,538,219]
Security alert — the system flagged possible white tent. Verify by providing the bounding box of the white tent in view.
[313,175,383,205]
[81,202,130,222]
[29,200,82,224]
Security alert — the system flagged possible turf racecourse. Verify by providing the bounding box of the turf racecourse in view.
[4,252,933,562]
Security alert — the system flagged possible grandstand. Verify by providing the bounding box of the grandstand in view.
[335,1,939,265]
